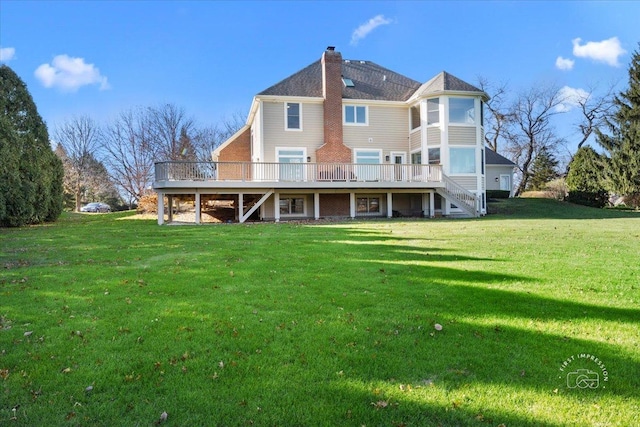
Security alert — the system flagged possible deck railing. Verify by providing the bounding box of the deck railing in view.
[155,161,443,184]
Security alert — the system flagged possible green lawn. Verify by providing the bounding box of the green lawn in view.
[1,199,639,426]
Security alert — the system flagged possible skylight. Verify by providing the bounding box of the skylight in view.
[342,77,355,87]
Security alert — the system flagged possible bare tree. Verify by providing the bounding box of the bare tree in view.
[573,83,616,150]
[477,76,513,152]
[101,108,156,206]
[505,84,567,195]
[149,103,196,161]
[192,111,246,162]
[54,116,102,211]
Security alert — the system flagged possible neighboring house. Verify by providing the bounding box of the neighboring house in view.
[153,47,491,224]
[485,148,516,197]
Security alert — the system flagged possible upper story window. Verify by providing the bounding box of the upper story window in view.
[344,105,367,125]
[449,98,475,124]
[428,147,441,165]
[427,98,439,125]
[286,102,301,130]
[410,106,421,130]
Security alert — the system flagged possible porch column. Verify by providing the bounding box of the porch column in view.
[386,192,393,218]
[167,195,173,223]
[157,191,164,225]
[349,192,356,219]
[238,193,243,222]
[314,192,320,220]
[274,192,280,222]
[195,192,201,224]
[429,192,435,218]
[444,199,450,216]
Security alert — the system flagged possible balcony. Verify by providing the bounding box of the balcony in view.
[154,161,444,190]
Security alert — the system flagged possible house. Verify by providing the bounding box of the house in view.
[485,149,516,197]
[153,47,492,224]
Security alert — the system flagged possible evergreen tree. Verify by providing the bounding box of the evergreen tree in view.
[596,43,640,207]
[0,65,63,226]
[527,147,559,191]
[566,146,606,192]
[566,146,608,208]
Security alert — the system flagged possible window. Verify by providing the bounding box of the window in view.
[342,77,355,87]
[428,148,440,165]
[286,103,301,130]
[410,106,421,130]
[355,149,381,181]
[449,98,475,124]
[450,147,476,174]
[411,151,422,164]
[427,98,439,125]
[357,197,380,214]
[277,148,305,181]
[280,197,305,215]
[344,105,367,125]
[500,175,511,191]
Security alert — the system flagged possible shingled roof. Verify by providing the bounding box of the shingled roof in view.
[485,148,516,166]
[258,59,481,102]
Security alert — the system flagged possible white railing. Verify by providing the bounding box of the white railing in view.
[155,161,443,184]
[440,174,480,216]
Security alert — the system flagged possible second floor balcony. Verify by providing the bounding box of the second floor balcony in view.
[154,161,444,190]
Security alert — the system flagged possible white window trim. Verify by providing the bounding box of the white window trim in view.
[499,174,512,192]
[279,195,307,217]
[353,148,382,164]
[449,146,477,175]
[426,98,440,126]
[344,104,368,126]
[284,102,302,131]
[448,97,476,126]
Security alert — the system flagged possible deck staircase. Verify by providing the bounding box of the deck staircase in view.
[436,174,480,217]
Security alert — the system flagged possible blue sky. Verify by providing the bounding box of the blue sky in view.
[1,1,639,152]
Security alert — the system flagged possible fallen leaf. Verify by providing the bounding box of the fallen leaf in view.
[61,367,72,374]
[24,331,33,337]
[85,385,93,392]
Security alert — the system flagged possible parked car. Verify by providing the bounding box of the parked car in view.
[80,202,111,213]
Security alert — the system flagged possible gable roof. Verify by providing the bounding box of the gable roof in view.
[485,148,516,166]
[258,60,481,102]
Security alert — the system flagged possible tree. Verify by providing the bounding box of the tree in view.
[477,77,513,153]
[192,111,245,162]
[573,84,616,150]
[0,64,63,226]
[527,147,559,191]
[101,107,156,206]
[596,43,640,207]
[54,116,102,211]
[149,103,196,161]
[565,146,608,208]
[504,84,566,195]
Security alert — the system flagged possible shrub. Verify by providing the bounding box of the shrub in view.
[486,190,511,199]
[137,192,158,213]
[567,190,609,208]
[544,178,568,201]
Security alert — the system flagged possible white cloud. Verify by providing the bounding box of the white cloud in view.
[0,47,16,62]
[34,54,109,92]
[555,56,574,71]
[350,14,393,46]
[572,37,626,67]
[556,86,590,112]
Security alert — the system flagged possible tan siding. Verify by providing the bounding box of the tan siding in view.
[343,105,409,154]
[262,102,324,162]
[449,126,476,145]
[426,127,440,146]
[449,176,477,191]
[410,130,421,152]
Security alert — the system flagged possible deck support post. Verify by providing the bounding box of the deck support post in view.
[167,195,173,223]
[195,192,201,224]
[157,191,164,225]
[314,192,320,220]
[387,192,393,218]
[429,192,435,218]
[349,192,356,219]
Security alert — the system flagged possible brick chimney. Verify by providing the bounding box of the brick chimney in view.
[316,46,351,163]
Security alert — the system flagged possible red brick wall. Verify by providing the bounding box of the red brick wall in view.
[319,194,350,216]
[217,127,251,180]
[316,48,351,163]
[218,127,250,162]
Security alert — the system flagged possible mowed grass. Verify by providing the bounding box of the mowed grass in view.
[1,199,639,426]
